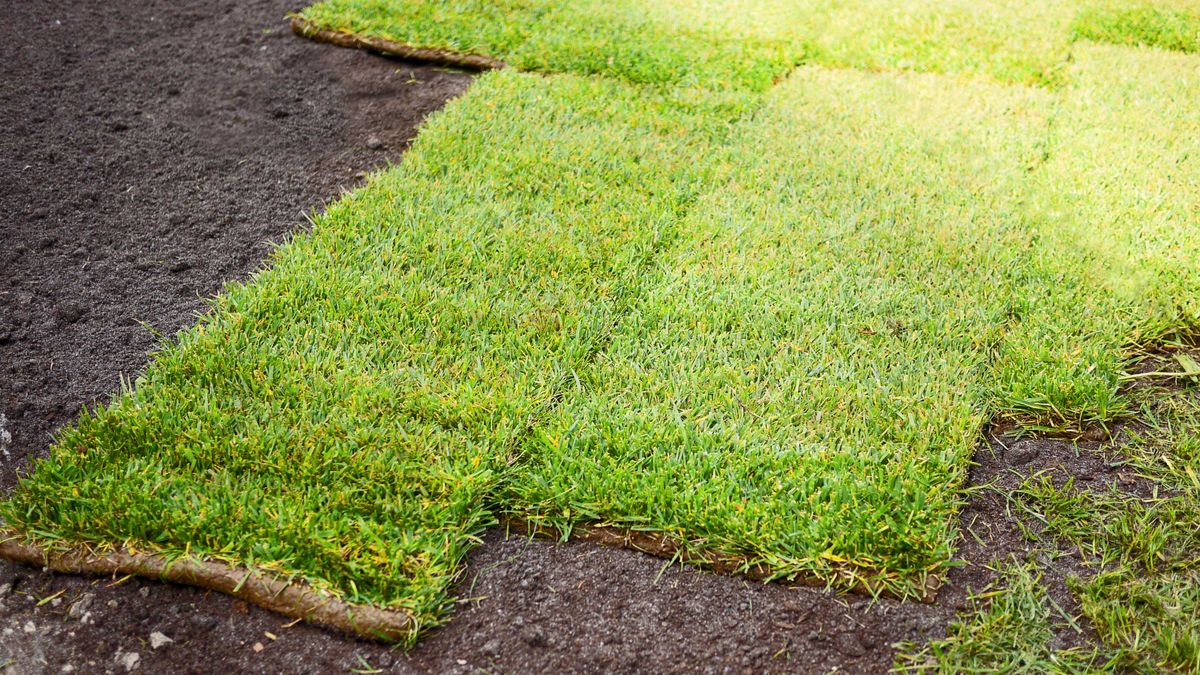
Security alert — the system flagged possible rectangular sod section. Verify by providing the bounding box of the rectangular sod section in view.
[1073,0,1200,52]
[297,0,1085,87]
[988,43,1200,425]
[502,50,1200,591]
[505,67,1058,591]
[0,70,747,640]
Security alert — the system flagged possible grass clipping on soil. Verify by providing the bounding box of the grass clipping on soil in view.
[4,0,1200,646]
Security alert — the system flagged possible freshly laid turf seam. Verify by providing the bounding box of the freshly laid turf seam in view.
[0,527,414,642]
[290,16,505,70]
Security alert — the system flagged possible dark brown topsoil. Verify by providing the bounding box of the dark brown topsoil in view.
[0,1,1115,672]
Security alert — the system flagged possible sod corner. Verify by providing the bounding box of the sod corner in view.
[289,15,505,71]
[0,527,416,643]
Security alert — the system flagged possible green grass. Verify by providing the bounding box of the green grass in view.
[299,0,1200,88]
[507,67,1055,585]
[1068,388,1200,672]
[299,0,1089,87]
[1074,1,1200,53]
[897,562,1118,673]
[916,379,1200,672]
[3,0,1200,649]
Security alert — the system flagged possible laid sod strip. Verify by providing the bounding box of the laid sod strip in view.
[989,44,1200,427]
[291,16,505,70]
[806,0,1080,85]
[0,528,413,641]
[506,66,1060,595]
[296,0,1088,88]
[1073,0,1200,52]
[0,70,744,641]
[506,47,1200,595]
[295,0,803,90]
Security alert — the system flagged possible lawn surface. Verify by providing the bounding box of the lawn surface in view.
[3,0,1200,658]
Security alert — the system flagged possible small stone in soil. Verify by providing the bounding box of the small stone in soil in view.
[117,651,140,672]
[68,593,94,619]
[366,136,385,150]
[150,631,173,649]
[481,639,502,657]
[188,614,220,630]
[253,642,265,653]
[834,632,866,658]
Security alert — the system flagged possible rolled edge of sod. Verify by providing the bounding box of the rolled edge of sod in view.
[290,16,505,71]
[502,518,941,603]
[0,527,415,642]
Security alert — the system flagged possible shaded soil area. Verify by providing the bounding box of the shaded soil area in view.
[0,0,1118,672]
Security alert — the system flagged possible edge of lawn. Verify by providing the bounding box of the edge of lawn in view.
[0,526,420,643]
[291,16,506,71]
[502,517,944,602]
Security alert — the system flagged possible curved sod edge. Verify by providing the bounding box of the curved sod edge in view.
[289,16,505,71]
[503,518,942,603]
[0,527,416,642]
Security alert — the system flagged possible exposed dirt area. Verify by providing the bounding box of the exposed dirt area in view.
[0,0,1120,672]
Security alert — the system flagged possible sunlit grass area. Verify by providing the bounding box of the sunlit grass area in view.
[1074,0,1200,52]
[3,0,1200,657]
[298,0,1088,87]
[507,67,1054,586]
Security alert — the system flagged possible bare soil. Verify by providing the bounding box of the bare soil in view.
[0,1,1116,672]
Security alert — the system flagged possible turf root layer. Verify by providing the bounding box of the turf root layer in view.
[290,16,505,71]
[0,528,415,642]
[502,518,941,603]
